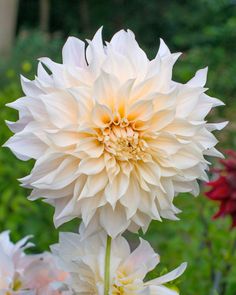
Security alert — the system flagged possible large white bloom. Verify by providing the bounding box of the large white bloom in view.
[5,28,226,237]
[52,231,187,295]
[0,231,68,295]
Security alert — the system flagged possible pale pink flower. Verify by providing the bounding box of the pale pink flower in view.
[23,252,68,295]
[0,231,68,295]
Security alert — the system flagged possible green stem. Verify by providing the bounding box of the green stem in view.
[104,235,112,295]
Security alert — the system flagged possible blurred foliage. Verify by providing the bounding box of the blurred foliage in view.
[1,0,236,294]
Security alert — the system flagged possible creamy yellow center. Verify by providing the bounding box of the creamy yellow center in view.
[5,276,22,295]
[111,271,142,295]
[12,277,22,291]
[100,124,147,161]
[112,284,126,295]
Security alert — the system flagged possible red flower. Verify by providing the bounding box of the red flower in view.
[206,150,236,228]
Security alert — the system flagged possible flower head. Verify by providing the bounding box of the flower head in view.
[0,231,67,295]
[206,150,236,228]
[51,231,187,295]
[5,28,226,237]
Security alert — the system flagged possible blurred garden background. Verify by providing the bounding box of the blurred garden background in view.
[0,0,236,294]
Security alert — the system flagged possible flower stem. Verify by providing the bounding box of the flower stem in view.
[104,235,112,295]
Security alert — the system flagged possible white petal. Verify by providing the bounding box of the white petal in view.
[127,100,153,122]
[163,119,200,137]
[110,29,148,76]
[48,130,79,147]
[147,262,187,285]
[176,87,204,118]
[79,171,108,198]
[20,75,44,97]
[41,91,78,128]
[31,157,80,189]
[105,172,129,208]
[93,71,119,108]
[120,176,141,218]
[39,57,65,87]
[4,134,46,160]
[37,62,52,84]
[121,238,159,279]
[149,110,175,131]
[77,137,104,158]
[100,204,130,238]
[148,285,178,295]
[92,103,113,127]
[53,197,78,227]
[86,27,105,65]
[187,67,208,87]
[79,157,105,175]
[206,121,228,131]
[137,162,160,186]
[158,38,171,57]
[62,36,87,68]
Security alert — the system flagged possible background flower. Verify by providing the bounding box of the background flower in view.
[0,231,33,293]
[206,150,236,228]
[51,230,187,295]
[0,231,68,295]
[5,28,226,237]
[23,252,68,295]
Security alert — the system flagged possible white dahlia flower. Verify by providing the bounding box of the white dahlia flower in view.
[5,28,226,237]
[0,231,68,295]
[51,231,187,295]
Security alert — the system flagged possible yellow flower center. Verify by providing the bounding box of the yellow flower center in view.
[101,124,147,161]
[112,284,125,295]
[5,276,23,294]
[111,271,142,295]
[12,277,22,291]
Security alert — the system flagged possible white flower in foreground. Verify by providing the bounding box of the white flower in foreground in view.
[52,231,186,295]
[0,231,68,295]
[5,28,226,237]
